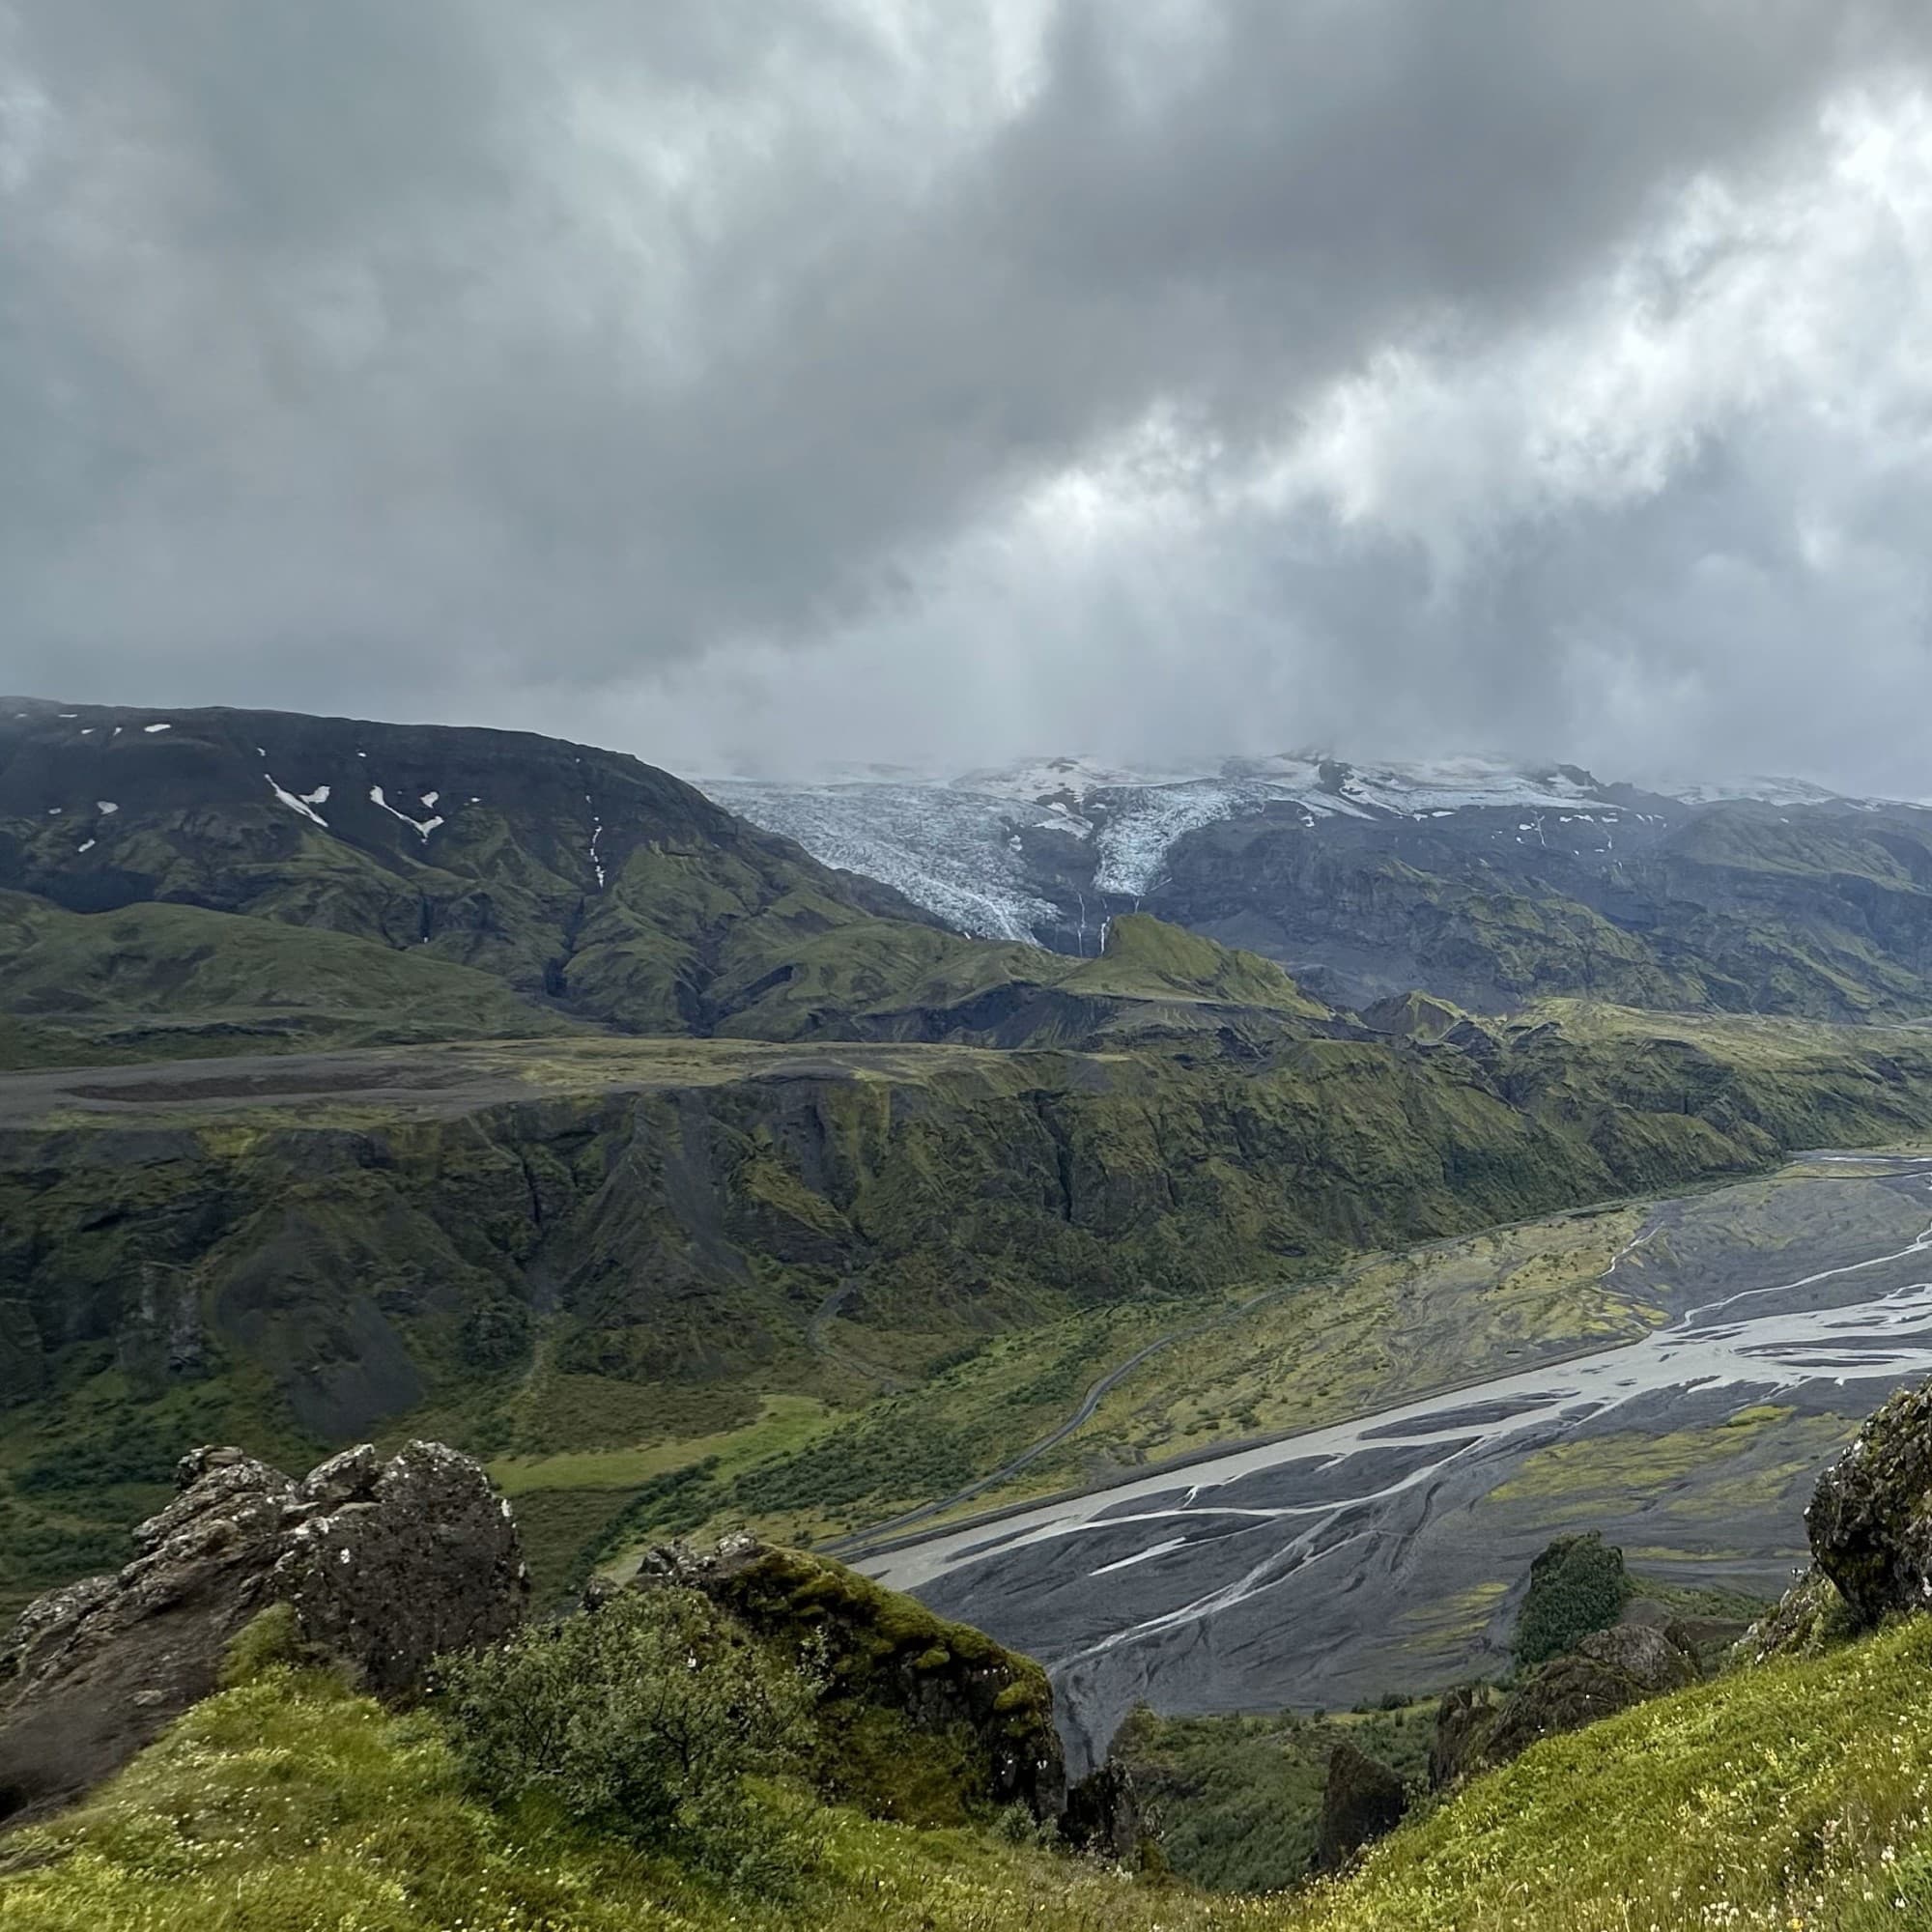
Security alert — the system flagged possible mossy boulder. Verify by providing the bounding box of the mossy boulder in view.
[1433,1623,1697,1784]
[624,1536,1065,1827]
[1806,1378,1932,1628]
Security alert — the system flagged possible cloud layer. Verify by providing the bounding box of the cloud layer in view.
[5,1,1932,788]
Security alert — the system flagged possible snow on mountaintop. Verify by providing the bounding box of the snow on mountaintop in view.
[1664,775,1875,809]
[700,754,1907,948]
[699,753,1630,943]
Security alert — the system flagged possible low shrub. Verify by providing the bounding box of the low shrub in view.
[435,1585,827,1889]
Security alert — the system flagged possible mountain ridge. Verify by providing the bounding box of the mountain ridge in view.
[703,753,1932,1018]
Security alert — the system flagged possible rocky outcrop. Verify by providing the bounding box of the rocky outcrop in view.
[1314,1741,1408,1872]
[1429,1683,1500,1789]
[624,1536,1065,1826]
[1432,1622,1698,1785]
[1060,1760,1145,1861]
[0,1440,526,1828]
[1805,1378,1932,1627]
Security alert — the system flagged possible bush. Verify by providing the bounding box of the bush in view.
[435,1586,826,1887]
[1514,1532,1631,1667]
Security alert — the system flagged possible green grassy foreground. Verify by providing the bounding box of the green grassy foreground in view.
[13,1616,1932,1930]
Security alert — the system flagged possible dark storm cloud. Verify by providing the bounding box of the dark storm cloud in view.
[2,0,1930,781]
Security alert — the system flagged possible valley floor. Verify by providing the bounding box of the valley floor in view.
[860,1153,1932,1761]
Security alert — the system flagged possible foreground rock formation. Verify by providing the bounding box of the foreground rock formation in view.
[0,1440,526,1827]
[1432,1618,1701,1786]
[1314,1742,1409,1871]
[1749,1378,1932,1662]
[624,1535,1067,1826]
[1807,1378,1932,1624]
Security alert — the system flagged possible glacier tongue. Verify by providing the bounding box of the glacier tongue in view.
[702,778,1064,943]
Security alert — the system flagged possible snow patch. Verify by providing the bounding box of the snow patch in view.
[143,722,171,733]
[96,801,119,814]
[77,838,95,853]
[368,784,443,838]
[266,774,329,829]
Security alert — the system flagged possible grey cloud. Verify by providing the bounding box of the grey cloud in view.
[2,1,1930,782]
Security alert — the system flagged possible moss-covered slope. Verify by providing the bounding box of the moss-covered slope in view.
[11,1595,1932,1928]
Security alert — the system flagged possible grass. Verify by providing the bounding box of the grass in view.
[489,1396,832,1498]
[17,1616,1932,1928]
[1276,1614,1932,1931]
[0,1668,1202,1932]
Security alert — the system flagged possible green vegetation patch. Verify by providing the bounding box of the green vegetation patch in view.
[1512,1532,1630,1666]
[1113,1702,1433,1894]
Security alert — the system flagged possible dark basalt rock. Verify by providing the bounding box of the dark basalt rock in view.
[1806,1378,1932,1627]
[1060,1759,1145,1861]
[1429,1683,1500,1790]
[1314,1740,1408,1872]
[0,1439,526,1829]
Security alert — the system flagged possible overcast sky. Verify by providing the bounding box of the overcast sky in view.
[5,2,1932,787]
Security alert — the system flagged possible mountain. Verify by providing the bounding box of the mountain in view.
[0,701,1328,1064]
[14,698,1932,1718]
[704,754,1932,1019]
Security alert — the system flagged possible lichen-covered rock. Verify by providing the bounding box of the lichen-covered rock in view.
[1806,1379,1932,1627]
[1314,1741,1408,1872]
[272,1440,526,1698]
[0,1440,526,1828]
[1741,1565,1861,1663]
[628,1537,1065,1826]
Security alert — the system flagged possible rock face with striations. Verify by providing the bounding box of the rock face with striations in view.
[0,1440,526,1828]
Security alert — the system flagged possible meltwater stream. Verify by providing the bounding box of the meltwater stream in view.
[863,1155,1932,1770]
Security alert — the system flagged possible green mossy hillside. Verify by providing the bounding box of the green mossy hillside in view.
[12,1004,1932,1612]
[1154,797,1932,1021]
[14,1608,1932,1927]
[0,890,587,1064]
